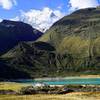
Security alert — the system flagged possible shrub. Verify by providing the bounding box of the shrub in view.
[19,86,37,95]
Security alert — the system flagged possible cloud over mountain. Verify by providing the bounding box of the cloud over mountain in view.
[0,18,3,22]
[11,7,64,32]
[0,0,16,10]
[69,0,99,11]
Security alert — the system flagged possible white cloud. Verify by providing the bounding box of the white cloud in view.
[69,0,99,11]
[10,16,19,21]
[11,7,64,32]
[0,0,17,10]
[57,4,64,9]
[0,18,2,22]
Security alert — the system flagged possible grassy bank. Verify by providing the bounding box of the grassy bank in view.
[0,92,100,100]
[0,82,28,92]
[0,82,100,100]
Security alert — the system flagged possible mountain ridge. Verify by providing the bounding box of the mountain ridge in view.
[0,7,100,79]
[0,20,43,55]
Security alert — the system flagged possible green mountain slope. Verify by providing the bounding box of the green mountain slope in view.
[39,8,100,44]
[38,7,100,68]
[1,8,100,79]
[1,42,57,79]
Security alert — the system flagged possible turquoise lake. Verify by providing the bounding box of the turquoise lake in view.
[13,78,100,85]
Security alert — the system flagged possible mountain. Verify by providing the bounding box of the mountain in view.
[1,41,57,79]
[0,20,43,55]
[0,59,31,79]
[39,8,100,43]
[0,8,100,79]
[38,7,100,70]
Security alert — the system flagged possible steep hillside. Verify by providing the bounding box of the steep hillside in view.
[1,41,57,79]
[39,8,100,44]
[38,7,100,70]
[0,20,43,55]
[1,8,100,79]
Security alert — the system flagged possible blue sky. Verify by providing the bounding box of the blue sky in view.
[0,0,69,19]
[0,0,100,31]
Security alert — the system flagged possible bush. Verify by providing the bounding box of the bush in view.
[19,86,37,95]
[19,85,51,95]
[19,85,75,95]
[63,85,83,89]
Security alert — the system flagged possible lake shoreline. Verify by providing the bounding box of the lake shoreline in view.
[34,75,100,81]
[1,82,100,95]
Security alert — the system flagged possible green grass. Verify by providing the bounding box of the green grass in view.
[0,92,100,100]
[0,82,28,92]
[0,82,100,100]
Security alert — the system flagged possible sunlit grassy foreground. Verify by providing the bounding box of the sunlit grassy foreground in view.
[0,92,100,100]
[0,82,28,92]
[0,82,100,100]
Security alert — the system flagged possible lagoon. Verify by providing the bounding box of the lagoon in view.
[12,77,100,85]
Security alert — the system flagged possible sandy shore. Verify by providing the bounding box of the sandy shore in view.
[79,75,100,78]
[34,75,100,81]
